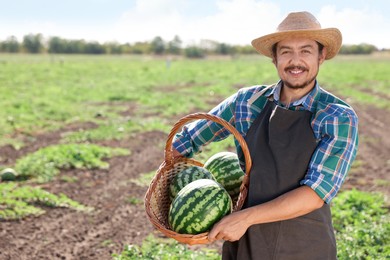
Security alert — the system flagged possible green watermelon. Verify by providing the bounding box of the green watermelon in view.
[169,166,215,200]
[204,152,245,199]
[168,179,232,234]
[1,168,17,181]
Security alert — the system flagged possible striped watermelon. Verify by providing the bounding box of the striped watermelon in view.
[204,152,244,199]
[168,179,232,234]
[169,166,215,200]
[1,168,17,181]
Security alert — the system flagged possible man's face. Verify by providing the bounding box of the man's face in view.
[273,37,326,90]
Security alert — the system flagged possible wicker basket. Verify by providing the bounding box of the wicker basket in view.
[144,113,252,245]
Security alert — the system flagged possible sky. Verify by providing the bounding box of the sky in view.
[1,0,390,49]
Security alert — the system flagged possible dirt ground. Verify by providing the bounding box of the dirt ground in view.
[0,99,389,260]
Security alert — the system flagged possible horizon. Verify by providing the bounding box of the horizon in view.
[1,0,390,49]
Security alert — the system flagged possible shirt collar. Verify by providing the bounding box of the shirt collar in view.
[265,80,319,112]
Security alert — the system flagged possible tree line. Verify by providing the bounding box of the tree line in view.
[0,33,383,57]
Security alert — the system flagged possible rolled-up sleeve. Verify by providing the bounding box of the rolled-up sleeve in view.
[172,93,237,157]
[301,106,359,203]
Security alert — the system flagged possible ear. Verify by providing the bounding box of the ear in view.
[272,54,277,66]
[319,47,327,64]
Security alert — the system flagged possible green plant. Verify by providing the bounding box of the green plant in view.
[0,182,92,220]
[1,55,388,147]
[130,171,156,187]
[13,143,129,182]
[62,118,171,144]
[127,197,143,205]
[332,189,389,259]
[112,234,220,260]
[62,120,142,143]
[115,189,389,259]
[102,239,114,247]
[59,175,79,183]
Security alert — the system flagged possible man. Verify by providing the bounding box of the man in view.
[172,11,358,259]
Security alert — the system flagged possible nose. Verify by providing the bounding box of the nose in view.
[290,51,301,64]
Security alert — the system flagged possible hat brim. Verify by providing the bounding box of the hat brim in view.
[251,28,342,60]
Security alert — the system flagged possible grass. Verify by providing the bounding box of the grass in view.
[130,170,156,187]
[1,54,389,148]
[127,197,143,205]
[0,142,128,219]
[0,54,389,258]
[112,234,220,260]
[0,182,93,220]
[319,55,390,109]
[332,189,390,259]
[115,189,389,259]
[11,143,130,182]
[61,117,171,143]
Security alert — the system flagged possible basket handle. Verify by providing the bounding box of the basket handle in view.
[164,112,252,177]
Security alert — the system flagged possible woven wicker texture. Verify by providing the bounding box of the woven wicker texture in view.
[145,113,252,245]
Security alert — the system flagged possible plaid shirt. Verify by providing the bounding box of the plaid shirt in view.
[173,81,359,203]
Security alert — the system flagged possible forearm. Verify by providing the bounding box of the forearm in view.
[243,185,324,226]
[208,185,324,242]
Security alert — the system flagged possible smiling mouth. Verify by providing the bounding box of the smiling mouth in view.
[290,69,303,74]
[285,66,307,75]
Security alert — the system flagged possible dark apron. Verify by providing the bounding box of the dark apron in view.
[223,99,337,260]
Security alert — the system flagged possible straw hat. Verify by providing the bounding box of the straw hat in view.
[251,11,342,60]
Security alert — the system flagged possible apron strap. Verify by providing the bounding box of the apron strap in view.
[248,84,275,105]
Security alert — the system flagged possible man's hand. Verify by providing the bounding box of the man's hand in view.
[172,148,184,158]
[208,209,250,242]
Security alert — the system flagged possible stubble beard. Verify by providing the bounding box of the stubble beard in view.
[283,74,317,90]
[282,65,318,90]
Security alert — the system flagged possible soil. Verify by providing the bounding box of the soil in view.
[0,99,389,260]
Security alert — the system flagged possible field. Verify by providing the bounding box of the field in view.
[0,54,389,259]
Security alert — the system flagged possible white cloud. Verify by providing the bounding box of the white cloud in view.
[113,0,389,48]
[318,5,390,48]
[113,0,282,45]
[111,0,186,43]
[185,0,281,45]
